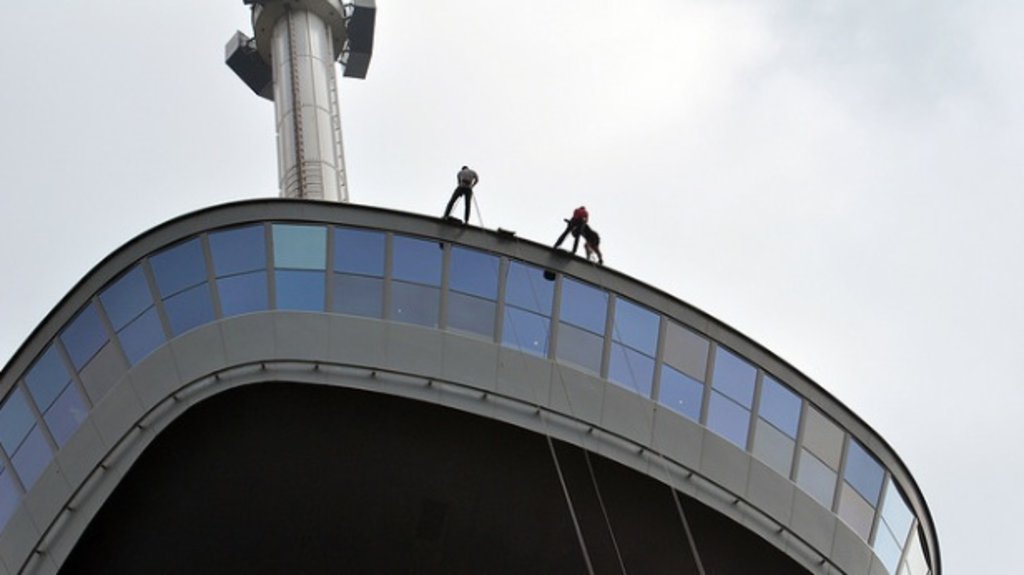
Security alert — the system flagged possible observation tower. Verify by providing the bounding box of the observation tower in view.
[226,0,376,201]
[0,2,939,574]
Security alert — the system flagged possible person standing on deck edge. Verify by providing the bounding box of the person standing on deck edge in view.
[443,166,479,224]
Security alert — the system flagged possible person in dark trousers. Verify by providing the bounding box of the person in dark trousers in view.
[443,166,479,224]
[582,224,603,265]
[554,206,588,253]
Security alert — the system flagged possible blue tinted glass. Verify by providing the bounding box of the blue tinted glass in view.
[759,376,801,438]
[272,224,326,270]
[450,247,499,298]
[334,227,385,276]
[164,283,215,336]
[61,304,108,370]
[150,238,207,297]
[608,342,654,396]
[393,236,441,285]
[0,389,36,454]
[706,392,751,449]
[505,261,553,315]
[873,527,902,575]
[797,450,838,508]
[44,384,87,447]
[659,365,703,421]
[711,347,756,408]
[613,298,659,355]
[12,426,51,489]
[218,271,269,316]
[332,274,383,318]
[502,307,550,357]
[448,292,496,338]
[560,278,607,334]
[0,471,20,530]
[391,282,440,327]
[556,323,604,374]
[210,225,266,276]
[276,270,325,311]
[845,440,884,505]
[118,308,166,365]
[25,345,71,412]
[100,266,153,330]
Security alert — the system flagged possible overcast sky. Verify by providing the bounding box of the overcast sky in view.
[1,2,1021,572]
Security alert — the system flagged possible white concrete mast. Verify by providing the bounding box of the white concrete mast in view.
[227,0,376,202]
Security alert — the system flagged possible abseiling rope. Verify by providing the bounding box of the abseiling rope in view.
[609,322,707,574]
[472,194,484,228]
[465,213,707,574]
[507,237,707,575]
[501,243,626,574]
[488,250,601,575]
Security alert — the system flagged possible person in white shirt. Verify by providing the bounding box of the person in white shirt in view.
[443,166,479,224]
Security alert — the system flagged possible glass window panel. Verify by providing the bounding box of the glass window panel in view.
[838,483,875,541]
[608,342,654,397]
[332,274,383,318]
[210,225,266,276]
[559,278,607,334]
[43,384,87,447]
[60,304,108,370]
[150,238,207,297]
[663,321,709,382]
[77,343,125,402]
[218,271,269,317]
[612,298,659,355]
[706,392,751,449]
[874,524,903,575]
[505,261,554,315]
[164,283,215,336]
[753,419,795,477]
[0,471,20,530]
[334,227,385,276]
[658,365,703,422]
[276,270,325,311]
[844,439,885,505]
[99,266,153,330]
[450,247,498,299]
[392,236,441,286]
[448,292,496,339]
[880,481,914,541]
[903,529,929,575]
[803,407,844,470]
[0,388,36,454]
[272,224,327,270]
[502,308,550,357]
[391,282,440,327]
[25,345,71,412]
[118,307,166,365]
[711,347,756,408]
[758,376,801,438]
[797,449,838,508]
[556,323,603,374]
[11,426,51,490]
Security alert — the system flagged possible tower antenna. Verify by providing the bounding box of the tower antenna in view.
[226,0,376,202]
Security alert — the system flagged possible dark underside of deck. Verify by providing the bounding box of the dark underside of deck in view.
[62,383,807,575]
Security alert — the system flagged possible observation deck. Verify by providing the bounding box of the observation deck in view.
[0,200,939,574]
